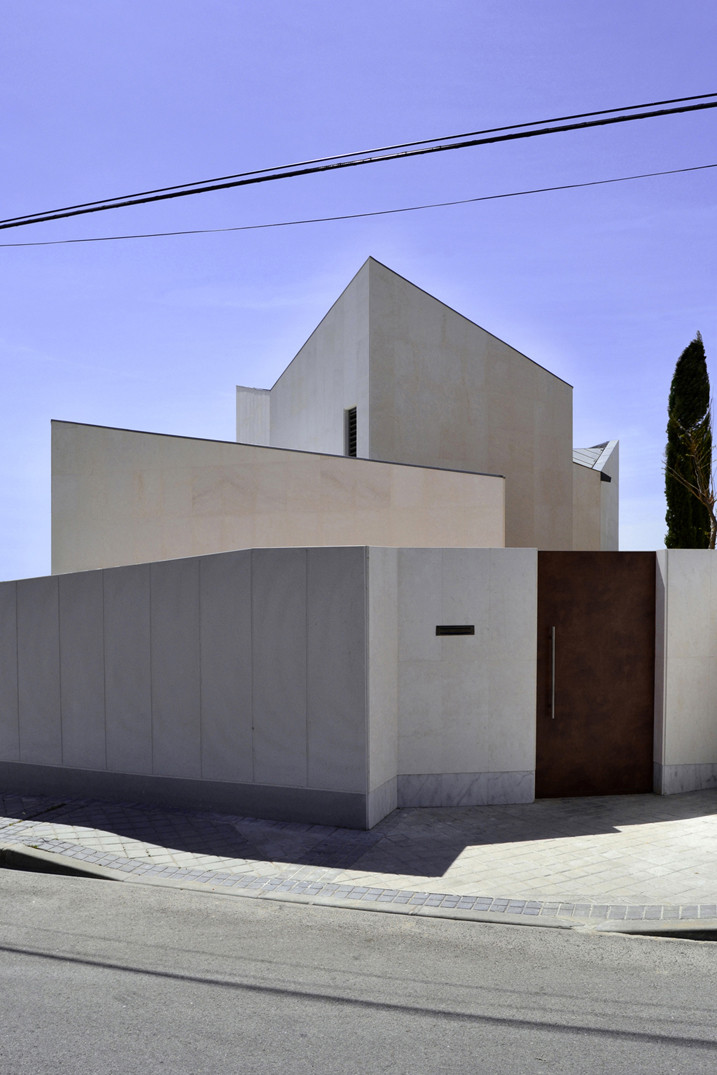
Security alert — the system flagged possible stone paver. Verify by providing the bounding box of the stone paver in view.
[2,789,717,925]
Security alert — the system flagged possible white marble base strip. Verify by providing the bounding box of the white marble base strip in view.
[366,777,397,828]
[397,770,534,808]
[655,762,717,795]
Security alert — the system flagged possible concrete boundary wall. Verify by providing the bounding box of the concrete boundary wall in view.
[7,545,717,827]
[0,548,373,828]
[392,547,537,806]
[655,550,717,795]
[0,545,541,829]
[363,547,537,813]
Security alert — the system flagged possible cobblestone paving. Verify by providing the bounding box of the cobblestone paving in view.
[2,790,717,924]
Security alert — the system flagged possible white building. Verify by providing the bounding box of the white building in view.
[52,258,617,575]
[1,260,714,828]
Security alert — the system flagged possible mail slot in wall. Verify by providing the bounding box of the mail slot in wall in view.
[435,625,475,636]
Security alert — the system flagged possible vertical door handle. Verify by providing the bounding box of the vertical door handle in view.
[550,626,556,720]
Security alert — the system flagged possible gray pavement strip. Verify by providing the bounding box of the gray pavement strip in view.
[4,789,717,934]
[3,838,717,934]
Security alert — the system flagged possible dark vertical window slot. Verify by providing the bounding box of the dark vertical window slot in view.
[345,407,357,457]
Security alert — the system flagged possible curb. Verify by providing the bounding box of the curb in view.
[591,919,717,940]
[5,840,717,938]
[0,844,124,881]
[0,843,577,928]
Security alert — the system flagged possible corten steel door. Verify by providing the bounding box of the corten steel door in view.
[535,552,656,798]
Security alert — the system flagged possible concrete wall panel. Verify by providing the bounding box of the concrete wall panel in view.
[16,576,62,764]
[396,548,537,791]
[104,564,152,774]
[366,547,398,797]
[657,550,717,793]
[0,582,19,761]
[150,558,201,779]
[654,551,667,773]
[306,547,367,793]
[251,548,308,787]
[59,571,106,769]
[199,551,253,783]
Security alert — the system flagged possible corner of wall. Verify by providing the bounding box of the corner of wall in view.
[365,547,399,826]
[235,386,270,445]
[653,551,668,785]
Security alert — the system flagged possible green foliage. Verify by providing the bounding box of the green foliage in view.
[665,332,712,548]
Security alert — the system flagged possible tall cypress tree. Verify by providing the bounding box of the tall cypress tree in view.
[665,332,712,548]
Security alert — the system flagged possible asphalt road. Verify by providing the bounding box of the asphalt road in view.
[1,869,717,1074]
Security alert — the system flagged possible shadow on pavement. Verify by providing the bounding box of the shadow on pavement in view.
[1,789,717,879]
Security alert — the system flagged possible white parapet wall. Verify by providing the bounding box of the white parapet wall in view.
[52,422,505,574]
[655,549,717,794]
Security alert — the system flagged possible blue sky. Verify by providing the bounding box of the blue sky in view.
[2,0,716,579]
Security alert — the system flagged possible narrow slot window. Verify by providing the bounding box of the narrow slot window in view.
[345,407,357,457]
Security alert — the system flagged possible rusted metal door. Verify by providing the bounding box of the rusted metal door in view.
[536,552,655,798]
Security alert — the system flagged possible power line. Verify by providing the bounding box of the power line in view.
[5,92,714,224]
[2,94,716,233]
[2,162,714,249]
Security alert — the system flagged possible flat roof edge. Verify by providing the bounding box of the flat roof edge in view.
[51,419,505,480]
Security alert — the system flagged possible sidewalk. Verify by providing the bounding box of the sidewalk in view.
[2,789,717,930]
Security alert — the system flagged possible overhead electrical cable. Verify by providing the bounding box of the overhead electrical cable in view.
[1,94,716,233]
[3,92,714,222]
[1,162,715,248]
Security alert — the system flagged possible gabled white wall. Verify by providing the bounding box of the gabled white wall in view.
[264,260,371,457]
[235,258,580,551]
[366,260,574,550]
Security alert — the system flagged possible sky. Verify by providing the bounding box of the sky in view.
[2,0,716,580]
